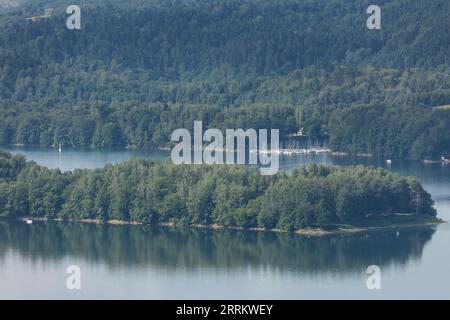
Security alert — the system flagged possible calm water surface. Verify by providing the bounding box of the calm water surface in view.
[1,146,449,299]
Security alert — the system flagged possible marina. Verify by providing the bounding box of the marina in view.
[253,147,331,155]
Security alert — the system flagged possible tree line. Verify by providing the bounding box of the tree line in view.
[1,0,450,159]
[0,149,437,231]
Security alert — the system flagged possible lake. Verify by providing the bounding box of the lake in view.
[1,146,450,299]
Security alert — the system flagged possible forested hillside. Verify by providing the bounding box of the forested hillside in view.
[1,0,450,159]
[0,149,437,231]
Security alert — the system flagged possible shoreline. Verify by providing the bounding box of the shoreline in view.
[12,216,446,237]
[3,144,449,163]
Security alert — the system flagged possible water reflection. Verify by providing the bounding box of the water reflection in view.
[0,220,436,275]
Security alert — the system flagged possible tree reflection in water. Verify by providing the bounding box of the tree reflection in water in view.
[0,220,436,275]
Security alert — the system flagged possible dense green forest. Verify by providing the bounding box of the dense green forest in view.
[0,149,437,231]
[1,0,450,159]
